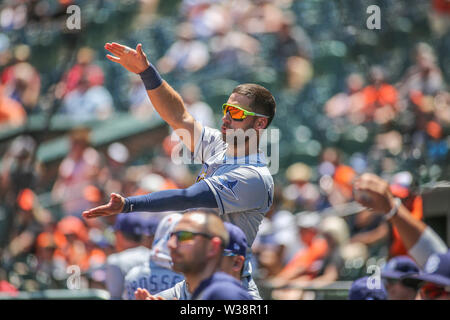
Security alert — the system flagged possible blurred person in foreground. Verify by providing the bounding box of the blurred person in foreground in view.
[135,217,252,300]
[405,251,450,300]
[353,173,447,268]
[106,214,151,299]
[348,276,387,300]
[381,255,421,300]
[124,213,184,299]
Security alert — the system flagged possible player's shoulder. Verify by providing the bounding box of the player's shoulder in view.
[125,261,150,281]
[201,126,223,143]
[200,273,251,300]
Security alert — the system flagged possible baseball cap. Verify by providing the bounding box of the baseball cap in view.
[405,251,450,287]
[381,256,420,280]
[113,214,145,236]
[141,215,161,237]
[223,222,248,258]
[348,276,388,300]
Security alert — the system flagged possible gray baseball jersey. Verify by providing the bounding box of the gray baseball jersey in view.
[191,125,273,300]
[157,279,191,300]
[105,245,151,300]
[192,125,274,247]
[124,260,184,300]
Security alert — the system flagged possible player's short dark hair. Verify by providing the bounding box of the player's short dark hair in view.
[232,84,276,128]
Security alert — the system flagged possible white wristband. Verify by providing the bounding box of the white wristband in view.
[384,197,401,221]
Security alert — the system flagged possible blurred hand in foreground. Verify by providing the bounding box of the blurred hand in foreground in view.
[353,173,395,214]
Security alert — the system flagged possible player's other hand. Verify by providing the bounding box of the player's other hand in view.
[135,288,166,300]
[353,173,395,214]
[105,42,150,74]
[82,193,125,219]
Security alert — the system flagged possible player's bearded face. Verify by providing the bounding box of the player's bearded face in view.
[169,232,209,274]
[221,93,260,145]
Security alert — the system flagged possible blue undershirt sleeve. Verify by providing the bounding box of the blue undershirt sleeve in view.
[122,180,218,213]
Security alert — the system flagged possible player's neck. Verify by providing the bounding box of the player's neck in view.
[226,140,260,158]
[185,261,218,293]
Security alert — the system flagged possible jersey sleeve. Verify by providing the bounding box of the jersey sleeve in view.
[203,167,268,215]
[191,125,226,164]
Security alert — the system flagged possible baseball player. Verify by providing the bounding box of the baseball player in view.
[82,42,276,299]
[137,221,250,300]
[135,212,252,300]
[124,213,184,299]
[106,214,151,299]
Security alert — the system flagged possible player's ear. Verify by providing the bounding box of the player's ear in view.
[254,117,268,130]
[233,256,245,272]
[209,237,223,257]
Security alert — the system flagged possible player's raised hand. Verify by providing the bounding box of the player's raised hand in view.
[82,193,125,219]
[105,42,150,74]
[353,173,395,214]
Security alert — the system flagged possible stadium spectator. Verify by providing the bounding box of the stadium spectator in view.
[1,44,41,113]
[325,73,365,120]
[180,83,215,128]
[51,127,101,217]
[157,22,210,74]
[268,212,328,289]
[272,215,349,300]
[360,66,398,124]
[57,47,105,98]
[60,66,114,121]
[283,162,321,212]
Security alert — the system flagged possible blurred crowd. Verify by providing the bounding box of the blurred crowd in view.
[0,0,449,299]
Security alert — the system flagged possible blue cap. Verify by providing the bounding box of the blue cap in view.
[348,276,388,300]
[405,251,450,287]
[223,222,247,258]
[381,256,420,280]
[141,215,161,236]
[113,214,145,235]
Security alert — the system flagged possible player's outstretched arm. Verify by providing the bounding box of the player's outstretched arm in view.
[82,180,218,220]
[104,42,200,152]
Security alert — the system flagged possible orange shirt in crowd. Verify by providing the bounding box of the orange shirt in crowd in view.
[0,93,27,127]
[277,237,328,279]
[361,84,398,117]
[389,196,423,257]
